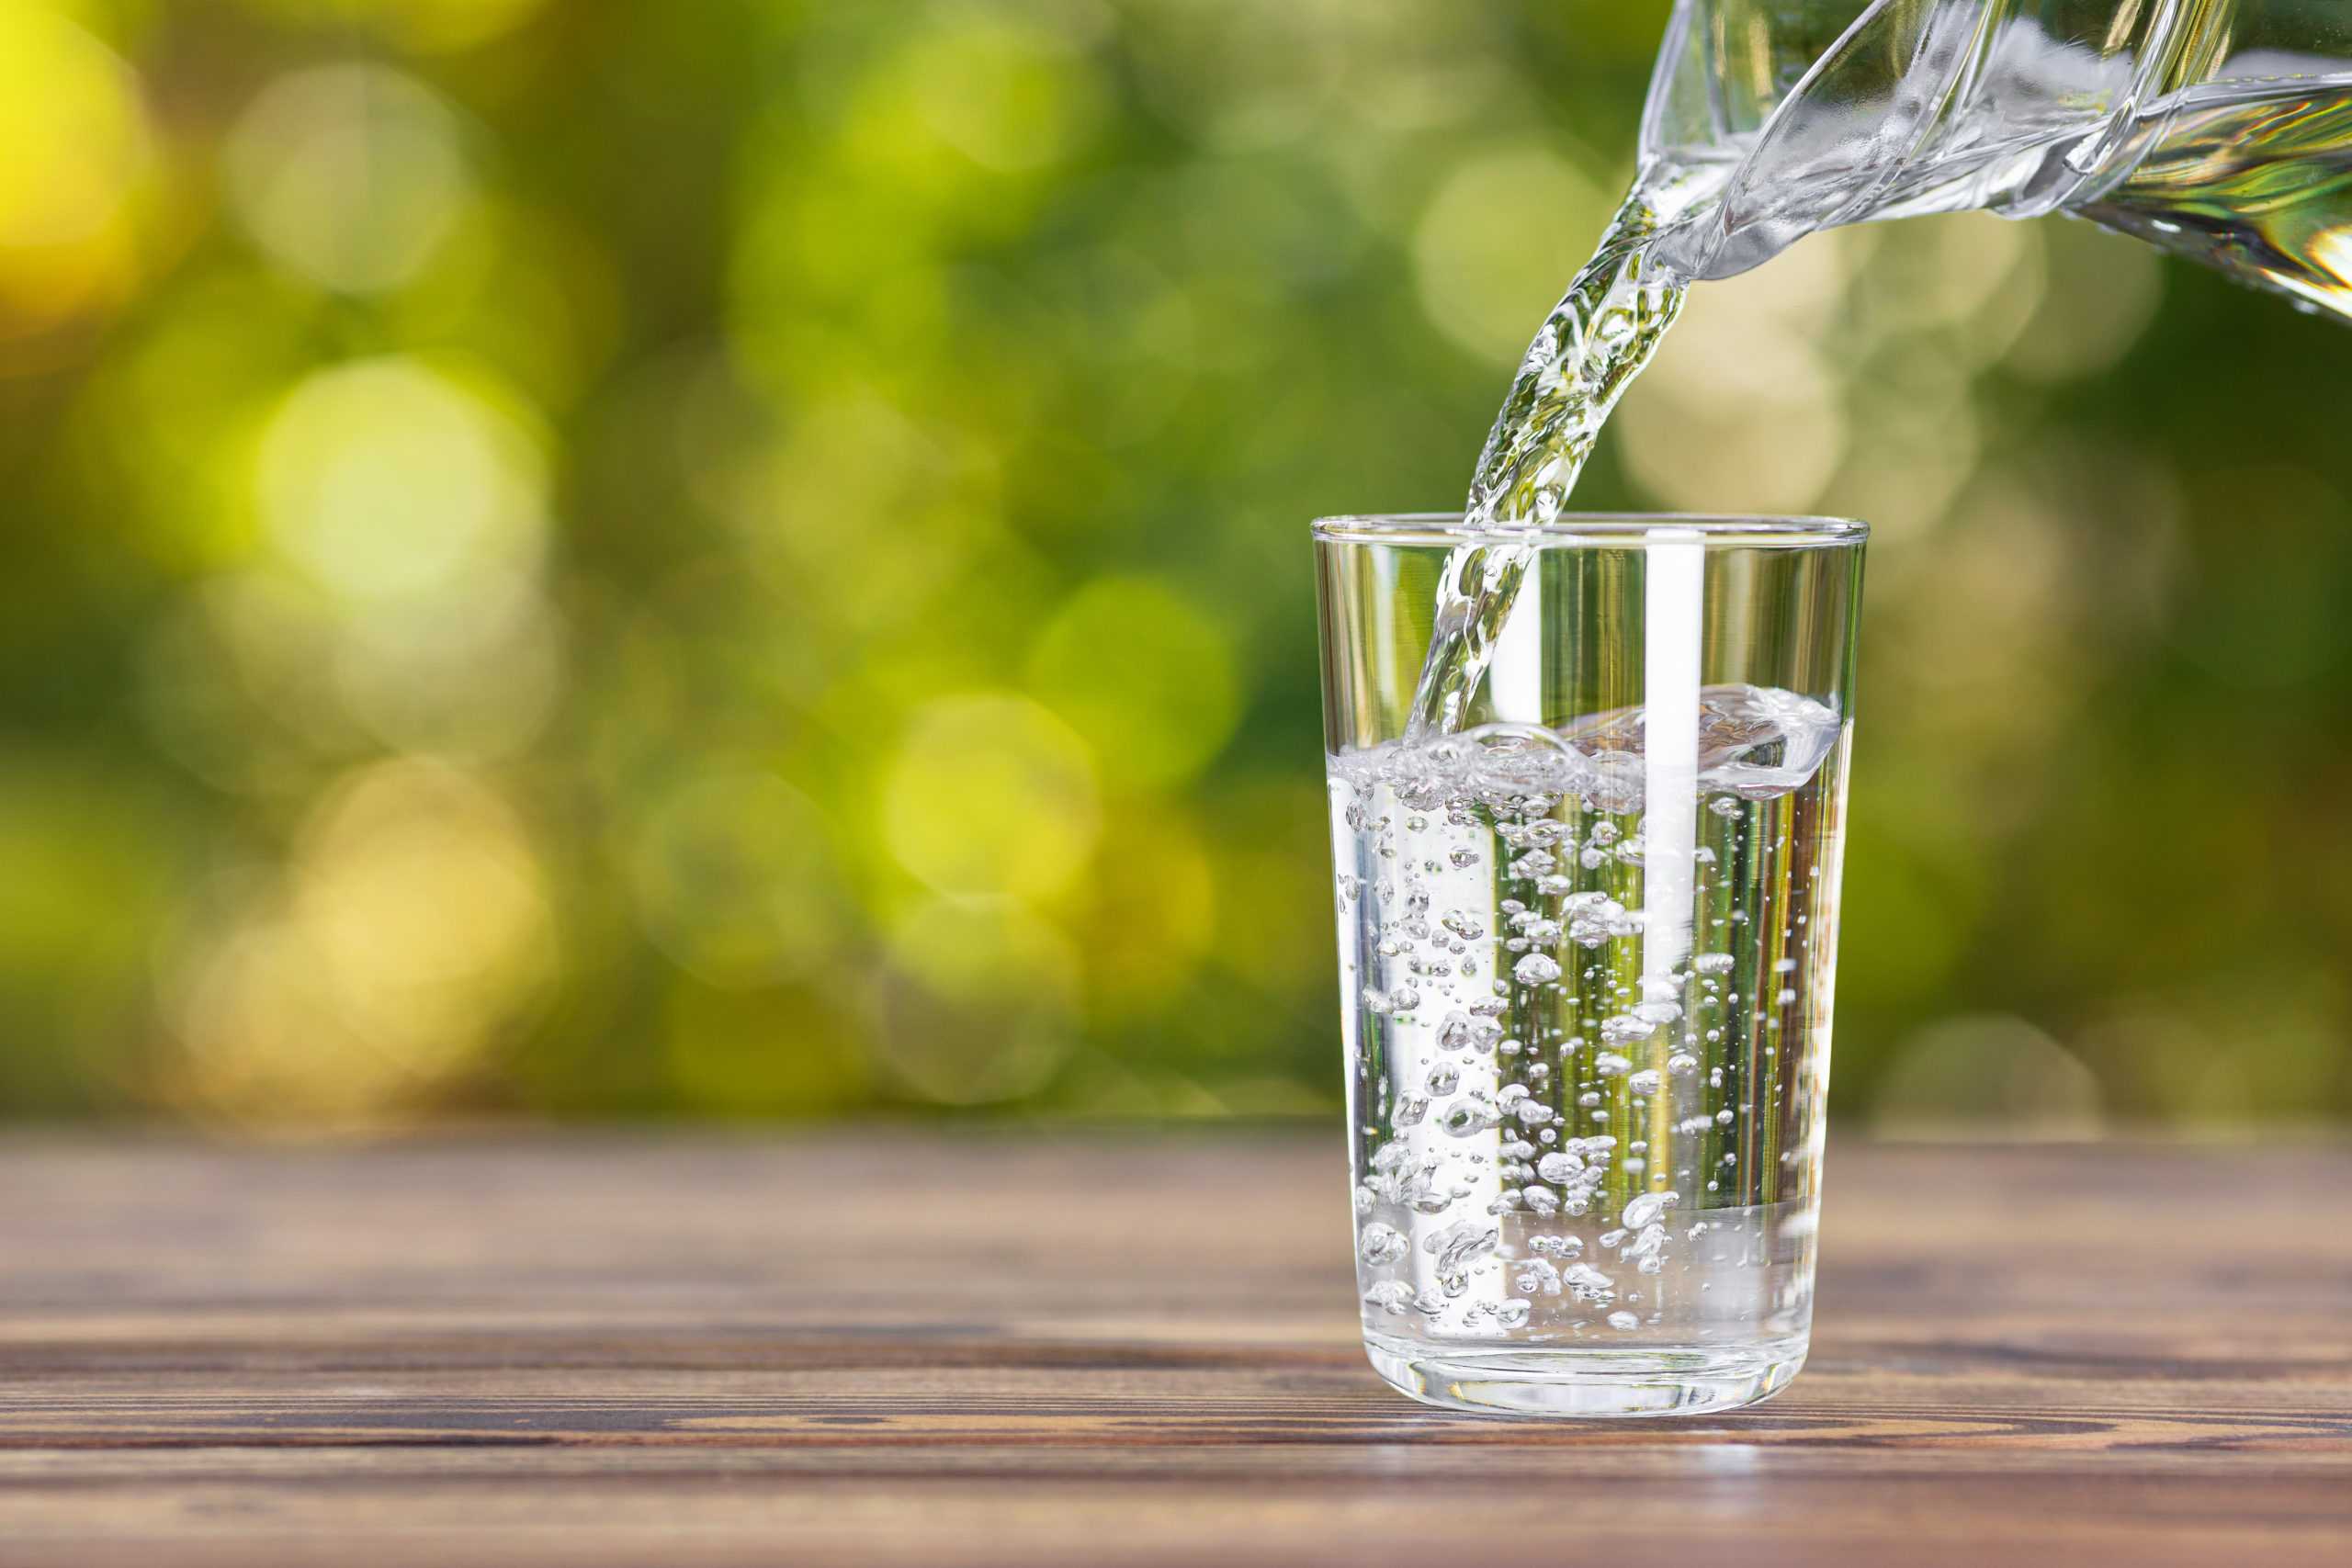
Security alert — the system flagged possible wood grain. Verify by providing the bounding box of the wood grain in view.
[0,1134,2346,1565]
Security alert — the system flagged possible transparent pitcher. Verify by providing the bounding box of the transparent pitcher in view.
[1639,0,2352,320]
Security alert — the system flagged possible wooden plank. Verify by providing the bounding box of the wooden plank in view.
[0,1135,2345,1564]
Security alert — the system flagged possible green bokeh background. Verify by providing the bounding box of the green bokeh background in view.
[2,0,2347,1132]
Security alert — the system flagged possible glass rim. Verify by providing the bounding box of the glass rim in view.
[1310,513,1869,548]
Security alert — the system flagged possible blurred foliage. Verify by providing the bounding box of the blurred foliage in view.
[0,0,2348,1132]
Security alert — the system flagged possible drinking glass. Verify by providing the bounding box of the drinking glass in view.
[1317,513,1866,1416]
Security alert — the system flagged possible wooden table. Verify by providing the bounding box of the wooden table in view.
[0,1134,2346,1565]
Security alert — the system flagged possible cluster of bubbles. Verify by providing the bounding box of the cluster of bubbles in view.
[1335,684,1842,818]
[1336,685,1845,1339]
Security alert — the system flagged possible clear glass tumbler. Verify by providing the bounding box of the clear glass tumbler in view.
[1316,513,1867,1416]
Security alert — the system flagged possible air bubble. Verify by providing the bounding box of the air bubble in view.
[1423,1220,1498,1275]
[1438,1095,1499,1138]
[1357,1224,1409,1265]
[1600,1015,1650,1046]
[1622,1190,1679,1228]
[1563,1263,1616,1303]
[1511,1258,1562,1296]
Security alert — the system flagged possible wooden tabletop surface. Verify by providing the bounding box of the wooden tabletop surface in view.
[0,1133,2345,1565]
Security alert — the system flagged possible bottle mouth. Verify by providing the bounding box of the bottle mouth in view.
[1310,513,1870,548]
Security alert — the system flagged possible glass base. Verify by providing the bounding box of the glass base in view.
[1363,1329,1806,1417]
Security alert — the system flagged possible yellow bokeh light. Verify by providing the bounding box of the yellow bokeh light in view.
[334,574,565,759]
[1860,209,2038,339]
[1615,235,1858,514]
[178,919,418,1128]
[293,761,552,1061]
[256,355,547,602]
[179,761,552,1125]
[1026,576,1239,791]
[0,5,147,251]
[882,693,1101,900]
[226,64,470,296]
[1413,146,1610,366]
[0,3,151,354]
